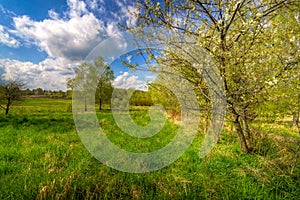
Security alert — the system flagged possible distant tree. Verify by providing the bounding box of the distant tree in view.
[68,56,114,111]
[23,88,33,95]
[0,79,25,115]
[66,90,72,99]
[33,88,44,95]
[70,62,92,111]
[130,90,153,106]
[66,78,74,99]
[66,77,75,91]
[93,57,114,111]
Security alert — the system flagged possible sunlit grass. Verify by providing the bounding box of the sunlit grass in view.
[0,98,299,199]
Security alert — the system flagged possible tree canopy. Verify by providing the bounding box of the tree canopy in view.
[0,79,25,115]
[130,0,300,152]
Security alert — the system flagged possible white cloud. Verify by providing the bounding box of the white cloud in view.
[126,54,132,63]
[12,12,105,61]
[0,0,143,91]
[0,25,20,48]
[0,58,77,90]
[67,0,88,18]
[48,9,60,20]
[86,0,103,10]
[113,72,147,90]
[122,5,138,27]
[106,22,122,37]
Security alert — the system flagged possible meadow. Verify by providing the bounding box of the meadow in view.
[0,98,299,199]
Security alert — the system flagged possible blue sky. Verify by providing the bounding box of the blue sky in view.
[0,0,155,90]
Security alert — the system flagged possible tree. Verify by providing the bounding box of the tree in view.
[70,62,93,112]
[68,56,114,111]
[33,88,44,95]
[131,0,299,152]
[0,79,25,115]
[93,57,114,111]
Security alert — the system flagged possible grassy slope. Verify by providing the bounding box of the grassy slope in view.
[0,98,299,199]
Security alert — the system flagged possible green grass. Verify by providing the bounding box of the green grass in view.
[0,98,300,199]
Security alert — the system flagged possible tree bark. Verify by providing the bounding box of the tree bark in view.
[99,98,102,111]
[5,105,9,115]
[241,114,253,151]
[84,95,87,112]
[234,115,249,153]
[292,112,299,127]
[5,98,10,115]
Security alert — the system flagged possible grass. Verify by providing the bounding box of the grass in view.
[0,98,300,199]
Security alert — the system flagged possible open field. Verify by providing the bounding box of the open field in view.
[0,98,300,199]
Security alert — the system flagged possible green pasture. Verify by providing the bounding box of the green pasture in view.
[0,98,299,199]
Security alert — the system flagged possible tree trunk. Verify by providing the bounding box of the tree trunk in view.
[99,98,102,111]
[5,105,9,115]
[292,112,299,127]
[241,114,253,151]
[5,98,10,115]
[84,95,87,112]
[234,116,249,153]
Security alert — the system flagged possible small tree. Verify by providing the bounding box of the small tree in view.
[71,62,93,112]
[94,57,114,111]
[68,56,114,111]
[0,79,25,115]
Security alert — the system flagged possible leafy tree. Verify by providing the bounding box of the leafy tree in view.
[130,90,153,106]
[256,3,300,133]
[131,0,299,152]
[69,62,93,111]
[68,56,114,111]
[94,57,114,111]
[33,88,44,95]
[0,79,25,115]
[23,88,33,95]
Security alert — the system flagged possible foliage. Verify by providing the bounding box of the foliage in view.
[68,56,114,111]
[0,79,25,115]
[131,0,300,153]
[94,57,114,111]
[130,90,153,106]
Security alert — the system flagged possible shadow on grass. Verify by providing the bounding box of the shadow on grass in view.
[0,114,76,133]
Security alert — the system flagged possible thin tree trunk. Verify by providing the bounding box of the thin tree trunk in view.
[234,116,249,153]
[292,112,299,127]
[241,114,253,151]
[5,98,10,115]
[5,106,9,115]
[99,98,102,111]
[84,95,87,112]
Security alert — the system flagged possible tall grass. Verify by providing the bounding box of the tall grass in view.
[0,98,299,199]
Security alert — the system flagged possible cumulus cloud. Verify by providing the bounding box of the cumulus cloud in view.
[48,9,60,20]
[12,12,105,61]
[0,25,20,48]
[0,0,141,90]
[86,0,104,10]
[122,5,138,27]
[67,0,88,18]
[113,72,147,90]
[0,58,77,90]
[106,22,122,37]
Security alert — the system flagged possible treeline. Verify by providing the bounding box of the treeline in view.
[129,90,153,106]
[23,87,153,106]
[22,88,72,99]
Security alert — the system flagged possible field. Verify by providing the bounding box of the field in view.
[0,98,300,199]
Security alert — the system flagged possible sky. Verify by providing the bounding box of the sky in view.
[0,0,155,91]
